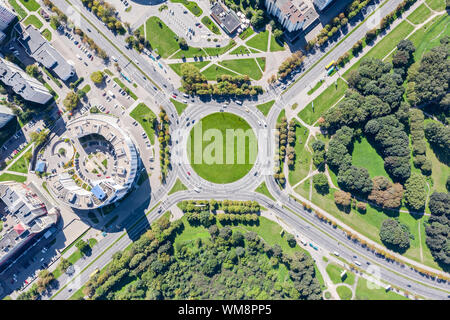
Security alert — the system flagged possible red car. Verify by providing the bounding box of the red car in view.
[91,56,94,61]
[187,171,191,176]
[172,94,176,98]
[97,174,102,177]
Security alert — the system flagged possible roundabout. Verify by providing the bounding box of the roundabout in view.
[187,112,257,184]
[172,104,272,193]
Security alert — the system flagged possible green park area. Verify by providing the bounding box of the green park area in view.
[256,100,274,116]
[8,0,27,19]
[129,103,156,144]
[270,34,285,52]
[344,20,414,80]
[230,46,251,55]
[336,285,353,300]
[355,278,409,300]
[297,78,347,125]
[407,3,432,24]
[0,173,27,183]
[425,0,446,11]
[351,137,390,180]
[246,30,269,52]
[202,40,236,56]
[41,28,52,41]
[171,46,207,59]
[144,17,180,58]
[325,263,355,285]
[169,61,210,76]
[202,64,238,81]
[19,0,40,11]
[24,14,43,29]
[8,151,31,174]
[71,213,325,300]
[188,113,257,184]
[288,121,311,187]
[201,16,221,35]
[218,58,263,80]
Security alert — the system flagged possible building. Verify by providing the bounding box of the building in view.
[264,0,319,33]
[46,114,139,210]
[0,182,59,267]
[0,104,14,129]
[0,4,17,43]
[313,0,336,11]
[0,57,53,104]
[210,1,241,34]
[17,25,75,81]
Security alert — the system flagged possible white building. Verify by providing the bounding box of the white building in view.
[264,0,318,33]
[0,57,53,104]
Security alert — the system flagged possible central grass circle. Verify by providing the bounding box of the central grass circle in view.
[188,112,258,184]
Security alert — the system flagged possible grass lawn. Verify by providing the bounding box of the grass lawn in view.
[344,20,414,80]
[171,0,202,16]
[254,181,275,201]
[256,100,275,116]
[145,17,180,58]
[309,188,440,269]
[352,137,390,180]
[24,14,43,29]
[171,46,207,59]
[423,124,450,193]
[407,3,432,25]
[307,79,324,95]
[8,151,30,174]
[170,98,187,115]
[188,112,257,184]
[270,35,285,52]
[202,64,239,81]
[298,78,347,125]
[129,103,156,144]
[168,178,188,195]
[288,120,311,186]
[0,173,26,183]
[41,28,52,41]
[326,263,355,285]
[355,277,408,300]
[246,30,269,51]
[408,14,450,61]
[425,0,446,11]
[169,61,210,76]
[202,40,236,56]
[256,57,266,71]
[219,58,262,80]
[18,0,40,11]
[8,0,27,19]
[239,28,254,40]
[336,285,353,300]
[230,46,251,55]
[201,16,221,35]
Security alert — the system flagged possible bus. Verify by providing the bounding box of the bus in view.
[327,66,335,76]
[325,60,335,70]
[90,268,100,278]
